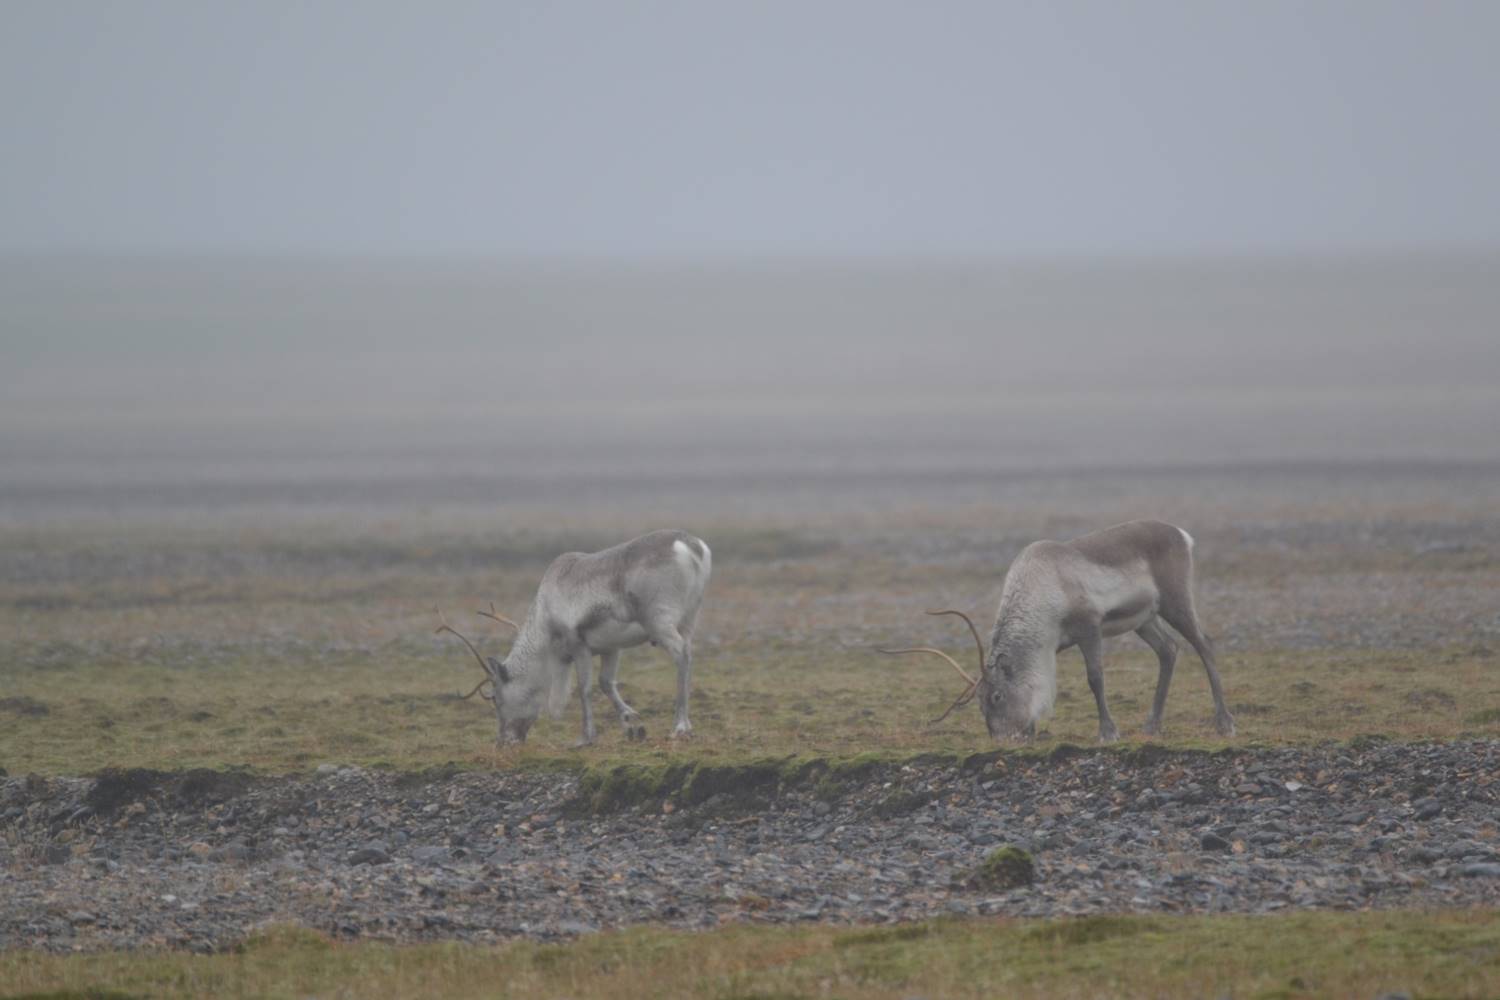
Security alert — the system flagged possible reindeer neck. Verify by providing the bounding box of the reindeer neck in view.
[500,612,557,689]
[985,605,1055,677]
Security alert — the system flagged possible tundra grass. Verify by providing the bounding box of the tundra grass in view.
[3,910,1498,1000]
[2,514,1496,777]
[1,637,1496,776]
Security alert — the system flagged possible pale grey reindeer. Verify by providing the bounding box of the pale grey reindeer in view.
[437,529,711,745]
[885,520,1234,743]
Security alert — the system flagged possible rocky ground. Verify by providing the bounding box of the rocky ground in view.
[2,740,1498,953]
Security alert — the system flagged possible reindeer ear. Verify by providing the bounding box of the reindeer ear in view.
[487,656,511,684]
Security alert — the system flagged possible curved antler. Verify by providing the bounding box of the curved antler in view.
[879,646,981,723]
[930,682,979,723]
[878,646,975,685]
[477,602,520,632]
[925,609,986,676]
[436,608,496,700]
[459,676,494,702]
[882,608,989,725]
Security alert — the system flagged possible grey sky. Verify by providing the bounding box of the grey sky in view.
[4,1,1499,258]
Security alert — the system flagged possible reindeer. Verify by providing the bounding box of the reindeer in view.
[884,520,1234,743]
[436,529,711,745]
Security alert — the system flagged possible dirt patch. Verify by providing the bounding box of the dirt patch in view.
[393,763,469,790]
[84,767,254,815]
[0,695,50,717]
[680,761,785,808]
[85,768,169,815]
[569,757,863,816]
[171,768,253,806]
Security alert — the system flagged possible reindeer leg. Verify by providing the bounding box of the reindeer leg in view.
[600,649,645,741]
[1159,605,1235,736]
[1136,616,1179,736]
[1153,550,1236,736]
[649,621,694,738]
[573,653,597,747]
[1183,625,1235,737]
[1078,628,1119,744]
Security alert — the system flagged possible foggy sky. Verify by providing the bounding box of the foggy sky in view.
[3,3,1498,507]
[4,1,1500,259]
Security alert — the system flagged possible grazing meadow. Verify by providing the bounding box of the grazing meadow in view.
[4,461,1499,998]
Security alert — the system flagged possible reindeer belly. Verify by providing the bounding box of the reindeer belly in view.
[580,620,650,652]
[1099,589,1158,637]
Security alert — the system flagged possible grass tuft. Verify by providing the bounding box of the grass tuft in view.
[972,846,1036,890]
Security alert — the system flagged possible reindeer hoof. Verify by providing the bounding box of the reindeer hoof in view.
[1098,724,1120,744]
[1216,714,1237,737]
[1142,718,1162,737]
[626,724,647,742]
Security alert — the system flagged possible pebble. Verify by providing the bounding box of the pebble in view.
[1413,798,1443,821]
[0,740,1496,951]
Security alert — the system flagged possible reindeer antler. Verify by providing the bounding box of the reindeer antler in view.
[880,608,989,724]
[925,609,986,675]
[477,602,519,632]
[459,676,493,702]
[435,608,495,702]
[878,646,975,685]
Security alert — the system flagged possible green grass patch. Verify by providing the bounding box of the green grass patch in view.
[971,846,1036,890]
[2,910,1497,999]
[1,638,1497,776]
[3,516,1498,777]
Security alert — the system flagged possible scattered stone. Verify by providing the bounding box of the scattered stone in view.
[1,740,1497,951]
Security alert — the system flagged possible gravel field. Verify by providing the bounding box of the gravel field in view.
[3,740,1497,953]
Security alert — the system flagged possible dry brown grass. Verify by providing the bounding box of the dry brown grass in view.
[3,910,1498,999]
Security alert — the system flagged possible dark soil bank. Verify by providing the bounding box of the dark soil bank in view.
[2,741,1498,952]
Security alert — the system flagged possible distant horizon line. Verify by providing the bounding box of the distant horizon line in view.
[5,243,1500,271]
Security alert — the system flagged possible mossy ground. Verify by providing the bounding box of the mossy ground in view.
[972,845,1036,889]
[0,614,1494,779]
[2,637,1495,776]
[2,910,1497,999]
[3,516,1497,776]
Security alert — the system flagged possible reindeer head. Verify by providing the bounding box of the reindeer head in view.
[975,661,1039,742]
[436,606,535,744]
[882,609,1034,743]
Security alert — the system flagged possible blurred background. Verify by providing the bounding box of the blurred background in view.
[3,1,1498,524]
